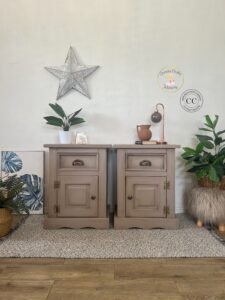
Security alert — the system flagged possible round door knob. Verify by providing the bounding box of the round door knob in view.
[127,196,133,200]
[91,196,96,200]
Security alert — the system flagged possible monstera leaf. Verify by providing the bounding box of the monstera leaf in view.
[20,174,43,211]
[1,151,23,173]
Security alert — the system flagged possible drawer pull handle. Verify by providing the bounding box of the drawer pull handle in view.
[91,196,96,200]
[139,160,152,167]
[72,159,84,166]
[127,196,133,200]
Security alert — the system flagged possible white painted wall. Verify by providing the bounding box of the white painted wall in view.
[1,0,225,212]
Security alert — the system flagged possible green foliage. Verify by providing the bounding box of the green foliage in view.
[44,103,85,131]
[0,175,29,214]
[181,115,225,183]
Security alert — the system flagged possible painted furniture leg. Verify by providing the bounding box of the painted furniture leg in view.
[197,220,203,228]
[218,224,225,232]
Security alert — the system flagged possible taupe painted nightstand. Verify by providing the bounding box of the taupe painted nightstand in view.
[44,144,110,229]
[114,144,180,229]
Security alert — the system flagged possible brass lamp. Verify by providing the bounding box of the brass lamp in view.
[150,103,167,144]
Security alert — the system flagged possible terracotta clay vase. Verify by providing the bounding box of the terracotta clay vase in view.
[137,125,152,141]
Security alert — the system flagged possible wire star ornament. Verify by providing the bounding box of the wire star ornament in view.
[45,47,99,100]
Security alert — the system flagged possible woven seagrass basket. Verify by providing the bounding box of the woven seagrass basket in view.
[0,208,13,237]
[198,176,225,190]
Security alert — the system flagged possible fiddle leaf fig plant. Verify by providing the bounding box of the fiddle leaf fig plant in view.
[181,115,225,183]
[44,103,85,131]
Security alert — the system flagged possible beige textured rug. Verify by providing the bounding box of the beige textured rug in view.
[0,215,224,258]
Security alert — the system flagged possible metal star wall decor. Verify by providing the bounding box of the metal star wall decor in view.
[45,47,99,100]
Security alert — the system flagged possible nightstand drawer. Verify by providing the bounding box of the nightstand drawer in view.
[58,153,98,170]
[126,152,166,171]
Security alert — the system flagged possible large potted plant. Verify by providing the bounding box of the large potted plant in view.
[182,115,225,231]
[44,103,85,144]
[0,174,29,237]
[182,115,225,188]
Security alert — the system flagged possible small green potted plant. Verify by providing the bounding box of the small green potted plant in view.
[181,115,225,188]
[44,103,85,144]
[0,174,29,237]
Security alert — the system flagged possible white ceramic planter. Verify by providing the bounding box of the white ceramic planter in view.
[58,131,73,144]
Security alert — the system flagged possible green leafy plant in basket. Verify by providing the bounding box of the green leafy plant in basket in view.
[181,115,225,188]
[44,103,85,131]
[0,174,29,214]
[0,174,29,237]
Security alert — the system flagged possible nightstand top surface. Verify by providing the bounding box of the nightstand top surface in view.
[44,144,112,149]
[44,144,180,149]
[113,144,180,149]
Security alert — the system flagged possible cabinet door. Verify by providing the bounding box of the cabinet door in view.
[126,176,166,218]
[57,176,98,217]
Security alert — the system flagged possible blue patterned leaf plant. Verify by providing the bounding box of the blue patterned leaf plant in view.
[1,151,23,174]
[20,174,43,211]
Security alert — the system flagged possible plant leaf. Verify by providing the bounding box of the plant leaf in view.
[212,155,225,166]
[214,165,225,179]
[69,118,85,126]
[44,116,63,127]
[1,151,23,173]
[187,163,209,173]
[196,134,213,142]
[201,140,214,149]
[205,115,214,129]
[196,143,204,153]
[208,166,220,182]
[217,129,225,136]
[185,159,196,165]
[182,154,196,160]
[214,136,223,146]
[213,115,219,128]
[218,147,225,156]
[182,147,196,154]
[68,108,83,121]
[199,128,212,132]
[196,169,207,179]
[181,147,197,160]
[49,103,66,118]
[20,174,43,211]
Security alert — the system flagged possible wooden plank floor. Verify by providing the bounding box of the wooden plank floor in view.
[0,258,224,300]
